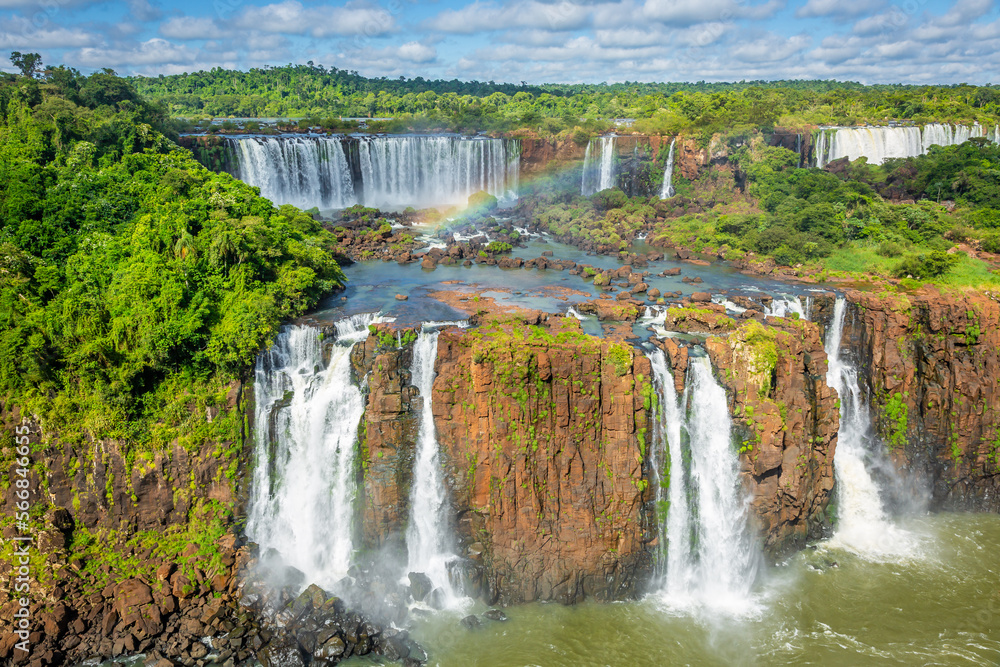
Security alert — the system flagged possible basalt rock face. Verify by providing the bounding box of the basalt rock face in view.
[514,132,588,176]
[704,317,839,558]
[0,395,251,666]
[427,317,655,604]
[844,289,1000,511]
[351,326,420,552]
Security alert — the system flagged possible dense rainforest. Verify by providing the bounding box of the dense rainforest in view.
[133,64,1000,137]
[0,62,345,457]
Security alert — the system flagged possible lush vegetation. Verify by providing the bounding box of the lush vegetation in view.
[133,64,1000,138]
[0,57,345,453]
[522,137,1000,287]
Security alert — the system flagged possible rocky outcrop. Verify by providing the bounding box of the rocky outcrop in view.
[704,317,839,557]
[438,317,653,603]
[844,289,1000,510]
[0,395,251,666]
[351,326,419,552]
[382,314,656,604]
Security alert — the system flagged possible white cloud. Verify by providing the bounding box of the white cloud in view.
[730,33,809,62]
[796,0,883,19]
[425,0,591,33]
[641,0,783,25]
[397,42,436,63]
[72,38,199,67]
[234,0,396,37]
[159,16,226,40]
[0,22,99,49]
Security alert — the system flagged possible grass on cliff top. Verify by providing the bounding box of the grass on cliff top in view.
[819,247,1000,290]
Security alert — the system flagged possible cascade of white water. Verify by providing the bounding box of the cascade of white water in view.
[660,139,676,199]
[824,298,915,559]
[231,136,357,210]
[684,358,759,607]
[358,136,518,209]
[648,351,759,612]
[815,129,829,168]
[597,135,616,192]
[647,350,691,593]
[228,135,518,210]
[406,327,461,602]
[246,317,380,590]
[818,123,996,166]
[581,136,617,195]
[827,126,923,165]
[765,295,807,320]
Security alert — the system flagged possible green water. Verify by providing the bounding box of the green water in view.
[382,514,1000,666]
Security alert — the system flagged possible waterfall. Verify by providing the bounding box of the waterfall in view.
[405,327,461,602]
[648,351,759,612]
[659,139,676,199]
[824,298,915,559]
[647,350,691,593]
[597,136,616,192]
[226,135,519,210]
[581,136,617,195]
[816,123,995,166]
[357,136,519,209]
[764,295,807,319]
[230,136,357,210]
[815,129,829,168]
[246,317,379,590]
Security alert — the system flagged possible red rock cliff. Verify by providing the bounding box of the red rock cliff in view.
[844,289,1000,509]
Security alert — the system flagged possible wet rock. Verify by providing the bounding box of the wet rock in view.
[314,635,346,660]
[460,615,482,630]
[420,256,437,270]
[661,268,681,276]
[426,588,445,610]
[259,636,305,667]
[395,294,408,301]
[690,292,711,302]
[483,609,508,622]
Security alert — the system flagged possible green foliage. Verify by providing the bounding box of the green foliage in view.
[892,250,959,279]
[0,70,344,455]
[485,241,512,254]
[607,343,632,377]
[883,392,909,450]
[467,190,499,212]
[131,65,1000,138]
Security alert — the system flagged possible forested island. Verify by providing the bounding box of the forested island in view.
[2,54,1000,667]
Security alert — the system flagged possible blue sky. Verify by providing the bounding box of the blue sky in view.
[1,0,998,83]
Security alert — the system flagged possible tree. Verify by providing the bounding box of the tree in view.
[10,51,42,78]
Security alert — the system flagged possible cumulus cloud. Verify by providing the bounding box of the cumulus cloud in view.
[2,0,1000,84]
[641,0,783,26]
[233,0,396,37]
[72,38,200,67]
[730,33,810,62]
[795,0,883,19]
[160,16,226,40]
[425,0,591,33]
[0,19,99,49]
